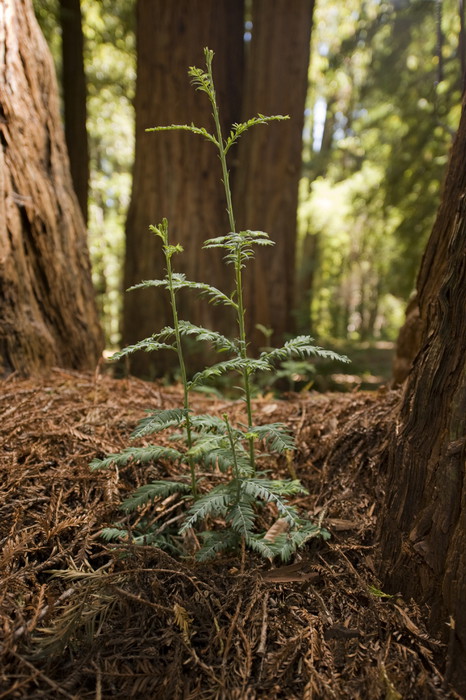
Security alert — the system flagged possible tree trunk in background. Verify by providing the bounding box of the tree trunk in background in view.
[0,0,103,376]
[296,229,320,334]
[233,0,314,351]
[59,0,89,223]
[123,0,244,378]
[379,95,466,694]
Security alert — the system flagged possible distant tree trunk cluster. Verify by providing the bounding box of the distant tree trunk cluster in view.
[123,0,314,376]
[0,0,102,376]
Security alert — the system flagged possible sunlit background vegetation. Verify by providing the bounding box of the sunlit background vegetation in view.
[34,0,462,362]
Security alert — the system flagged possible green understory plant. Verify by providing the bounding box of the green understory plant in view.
[91,48,349,562]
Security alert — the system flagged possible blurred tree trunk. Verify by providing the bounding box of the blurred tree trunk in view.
[379,95,466,694]
[0,0,103,376]
[296,230,319,334]
[233,0,314,351]
[122,0,244,378]
[59,0,89,223]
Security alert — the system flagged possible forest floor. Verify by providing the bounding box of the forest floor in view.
[0,369,457,699]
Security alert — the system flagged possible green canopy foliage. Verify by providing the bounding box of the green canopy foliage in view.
[299,0,461,341]
[300,0,461,339]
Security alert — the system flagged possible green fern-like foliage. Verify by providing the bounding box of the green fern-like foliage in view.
[179,475,306,544]
[131,408,189,439]
[189,357,271,388]
[204,446,251,475]
[174,279,237,308]
[177,321,237,353]
[226,497,256,536]
[90,445,183,471]
[188,62,214,95]
[147,122,219,146]
[110,339,175,361]
[241,479,304,524]
[189,414,227,433]
[142,321,237,354]
[129,274,236,308]
[243,534,276,560]
[121,480,192,512]
[184,428,251,475]
[267,521,331,563]
[203,230,275,268]
[100,527,129,542]
[100,525,182,553]
[127,278,168,291]
[260,336,350,366]
[183,432,227,458]
[224,115,290,154]
[179,484,232,532]
[250,423,296,453]
[250,476,307,498]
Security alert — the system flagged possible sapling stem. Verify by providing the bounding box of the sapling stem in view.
[205,54,256,474]
[160,221,197,498]
[223,414,242,503]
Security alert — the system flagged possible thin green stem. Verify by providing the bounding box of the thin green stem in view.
[164,229,197,498]
[206,58,256,474]
[223,414,242,503]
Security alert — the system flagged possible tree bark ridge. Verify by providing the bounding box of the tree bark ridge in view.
[379,94,466,695]
[0,0,103,375]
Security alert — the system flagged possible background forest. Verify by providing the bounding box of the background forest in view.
[33,0,463,382]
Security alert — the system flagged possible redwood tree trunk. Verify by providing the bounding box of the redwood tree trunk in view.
[379,95,466,694]
[0,0,103,376]
[233,0,314,351]
[59,0,89,224]
[122,0,244,377]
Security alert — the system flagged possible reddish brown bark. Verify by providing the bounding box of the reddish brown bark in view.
[233,0,314,350]
[392,295,422,386]
[122,0,244,377]
[0,0,103,375]
[379,94,466,694]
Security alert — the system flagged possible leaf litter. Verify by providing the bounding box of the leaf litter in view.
[0,368,456,699]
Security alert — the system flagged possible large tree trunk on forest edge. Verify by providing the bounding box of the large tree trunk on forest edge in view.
[0,0,103,376]
[59,0,89,224]
[123,0,244,378]
[233,0,314,351]
[379,94,466,694]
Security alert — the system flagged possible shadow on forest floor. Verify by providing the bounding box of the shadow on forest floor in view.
[0,369,453,699]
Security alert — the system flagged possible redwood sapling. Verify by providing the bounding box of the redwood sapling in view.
[91,48,350,561]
